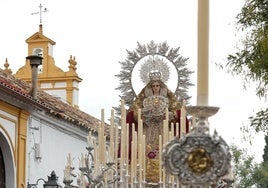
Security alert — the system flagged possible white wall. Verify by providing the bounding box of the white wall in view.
[27,115,89,187]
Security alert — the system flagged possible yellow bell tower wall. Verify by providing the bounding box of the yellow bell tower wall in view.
[14,24,82,108]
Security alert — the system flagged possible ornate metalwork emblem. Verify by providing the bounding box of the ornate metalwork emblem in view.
[187,147,212,174]
[163,106,232,187]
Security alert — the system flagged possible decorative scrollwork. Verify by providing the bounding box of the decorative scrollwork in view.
[163,106,232,187]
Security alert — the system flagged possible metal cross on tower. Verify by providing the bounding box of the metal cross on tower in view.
[31,4,48,24]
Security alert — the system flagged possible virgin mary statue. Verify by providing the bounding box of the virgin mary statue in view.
[126,70,189,182]
[116,41,193,184]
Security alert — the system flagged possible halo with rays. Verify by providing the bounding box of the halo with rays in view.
[115,40,194,113]
[139,56,170,85]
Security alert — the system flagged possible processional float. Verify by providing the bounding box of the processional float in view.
[63,41,233,188]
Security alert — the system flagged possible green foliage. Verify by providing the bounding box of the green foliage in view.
[231,145,257,187]
[249,109,268,132]
[231,144,268,187]
[263,134,268,162]
[217,1,268,183]
[252,162,268,187]
[238,0,268,27]
[227,0,268,98]
[227,0,268,133]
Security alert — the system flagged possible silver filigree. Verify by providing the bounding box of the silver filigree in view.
[114,41,194,117]
[139,56,170,84]
[162,106,232,187]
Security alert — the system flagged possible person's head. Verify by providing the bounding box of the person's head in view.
[151,81,161,95]
[144,79,167,97]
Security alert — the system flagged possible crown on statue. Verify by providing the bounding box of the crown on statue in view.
[149,70,162,81]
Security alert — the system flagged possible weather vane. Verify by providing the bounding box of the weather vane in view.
[31,4,48,24]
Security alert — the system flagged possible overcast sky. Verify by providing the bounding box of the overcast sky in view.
[0,0,265,162]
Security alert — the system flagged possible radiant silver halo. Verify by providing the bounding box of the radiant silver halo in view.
[115,40,194,110]
[139,56,170,85]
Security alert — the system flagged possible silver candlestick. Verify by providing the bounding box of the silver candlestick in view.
[163,106,232,188]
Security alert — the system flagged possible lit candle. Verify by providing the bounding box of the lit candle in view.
[101,109,105,164]
[165,107,169,121]
[120,124,124,179]
[171,122,174,139]
[104,173,108,187]
[109,140,114,163]
[114,121,119,170]
[164,108,169,144]
[78,171,84,187]
[80,153,85,168]
[120,101,127,167]
[94,140,97,169]
[131,122,135,182]
[164,119,169,145]
[180,100,186,136]
[142,135,146,181]
[138,109,142,147]
[133,131,137,181]
[67,153,72,167]
[169,131,172,141]
[98,124,103,163]
[176,122,179,137]
[103,138,106,163]
[87,131,93,148]
[120,99,125,125]
[163,168,166,185]
[64,168,70,181]
[126,123,129,171]
[197,0,209,106]
[129,124,133,181]
[159,135,162,182]
[138,143,142,185]
[106,147,109,163]
[110,109,114,145]
[121,100,126,122]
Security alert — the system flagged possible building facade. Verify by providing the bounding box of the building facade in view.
[0,24,108,188]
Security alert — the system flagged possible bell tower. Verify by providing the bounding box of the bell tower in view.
[14,24,82,108]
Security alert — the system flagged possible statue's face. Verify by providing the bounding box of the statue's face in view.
[151,81,160,94]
